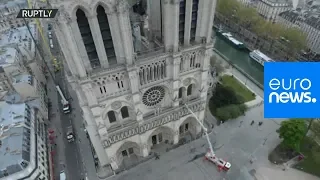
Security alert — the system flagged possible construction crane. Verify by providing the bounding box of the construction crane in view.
[184,104,231,172]
[26,0,61,72]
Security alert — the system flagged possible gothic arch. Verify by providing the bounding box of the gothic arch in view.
[176,116,197,138]
[107,110,117,123]
[91,0,115,14]
[101,100,134,120]
[69,1,92,19]
[144,125,175,147]
[181,77,200,88]
[115,141,142,165]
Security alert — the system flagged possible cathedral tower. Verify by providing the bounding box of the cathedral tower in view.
[51,0,216,171]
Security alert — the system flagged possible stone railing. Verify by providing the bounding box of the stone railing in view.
[102,98,205,147]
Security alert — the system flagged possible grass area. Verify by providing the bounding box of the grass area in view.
[221,75,255,102]
[294,137,320,177]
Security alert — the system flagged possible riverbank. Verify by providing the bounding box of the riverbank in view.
[213,48,264,90]
[212,49,264,98]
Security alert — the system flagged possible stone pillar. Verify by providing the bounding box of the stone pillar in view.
[128,69,143,122]
[184,0,192,45]
[195,121,202,136]
[163,0,173,51]
[116,0,134,65]
[172,55,181,107]
[87,14,109,68]
[206,0,217,43]
[53,20,78,77]
[195,0,205,42]
[110,157,119,170]
[60,19,87,78]
[81,82,98,107]
[82,106,109,166]
[173,54,181,80]
[171,0,180,52]
[70,18,92,72]
[106,9,125,64]
[141,144,149,157]
[173,130,179,144]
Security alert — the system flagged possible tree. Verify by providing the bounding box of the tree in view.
[278,119,307,151]
[282,27,307,50]
[216,104,247,121]
[216,0,307,53]
[236,6,258,28]
[210,55,224,75]
[217,0,240,16]
[211,83,243,108]
[311,120,320,137]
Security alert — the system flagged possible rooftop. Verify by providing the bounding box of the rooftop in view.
[0,47,18,67]
[263,0,292,6]
[12,74,33,85]
[0,101,31,177]
[0,0,27,10]
[279,9,320,30]
[0,23,37,61]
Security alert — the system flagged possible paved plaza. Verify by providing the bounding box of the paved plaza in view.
[110,105,281,180]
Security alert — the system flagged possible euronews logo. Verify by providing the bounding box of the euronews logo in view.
[268,78,317,104]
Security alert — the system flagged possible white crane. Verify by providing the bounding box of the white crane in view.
[184,104,231,171]
[184,104,215,156]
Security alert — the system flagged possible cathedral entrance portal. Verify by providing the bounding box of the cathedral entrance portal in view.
[148,127,173,153]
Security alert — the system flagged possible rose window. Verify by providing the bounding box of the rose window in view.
[142,86,165,106]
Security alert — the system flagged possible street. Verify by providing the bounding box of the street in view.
[42,20,96,180]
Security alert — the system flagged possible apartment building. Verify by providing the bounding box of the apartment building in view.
[278,9,320,54]
[0,101,49,180]
[0,24,48,119]
[0,0,31,33]
[256,0,292,23]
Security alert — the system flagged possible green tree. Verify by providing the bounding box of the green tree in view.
[282,28,307,50]
[278,119,307,151]
[216,104,247,121]
[236,6,258,28]
[268,23,285,39]
[217,0,240,16]
[210,55,224,75]
[211,83,243,108]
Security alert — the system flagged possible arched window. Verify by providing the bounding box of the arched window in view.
[187,84,193,96]
[121,106,129,119]
[76,9,100,68]
[179,87,183,99]
[139,71,143,85]
[107,111,116,123]
[97,5,116,64]
[180,57,184,71]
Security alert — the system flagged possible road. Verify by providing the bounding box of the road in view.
[42,20,101,180]
[42,20,86,180]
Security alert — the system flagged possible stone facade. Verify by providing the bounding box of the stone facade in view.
[51,0,217,171]
[256,0,292,23]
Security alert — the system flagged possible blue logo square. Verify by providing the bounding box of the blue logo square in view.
[264,62,320,118]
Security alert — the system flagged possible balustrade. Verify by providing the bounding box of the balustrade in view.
[179,48,204,73]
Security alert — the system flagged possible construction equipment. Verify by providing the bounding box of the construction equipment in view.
[56,85,70,114]
[26,0,61,72]
[184,104,231,172]
[66,126,75,143]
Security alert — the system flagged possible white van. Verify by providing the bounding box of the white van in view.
[60,170,66,180]
[49,39,53,48]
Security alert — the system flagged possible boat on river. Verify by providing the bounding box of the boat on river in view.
[249,50,273,66]
[216,30,245,49]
